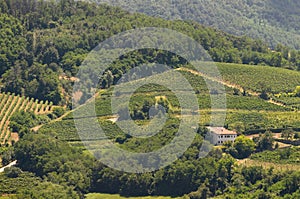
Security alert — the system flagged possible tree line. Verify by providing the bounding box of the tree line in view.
[0,129,297,198]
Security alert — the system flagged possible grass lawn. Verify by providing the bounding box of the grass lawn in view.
[86,193,182,199]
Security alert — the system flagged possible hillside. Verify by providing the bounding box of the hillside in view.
[35,62,300,198]
[1,0,300,107]
[0,93,53,145]
[95,0,300,49]
[40,62,300,143]
[1,0,300,199]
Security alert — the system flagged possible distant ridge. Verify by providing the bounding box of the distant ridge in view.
[94,0,300,49]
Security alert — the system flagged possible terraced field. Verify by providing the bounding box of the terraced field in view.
[39,63,300,144]
[217,63,300,94]
[0,93,54,145]
[216,63,300,110]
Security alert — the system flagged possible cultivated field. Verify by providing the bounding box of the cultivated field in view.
[0,93,53,145]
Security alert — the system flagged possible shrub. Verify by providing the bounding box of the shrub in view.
[52,107,65,118]
[230,135,255,159]
[4,166,22,178]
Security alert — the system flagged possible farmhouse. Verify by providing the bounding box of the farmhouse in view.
[207,127,237,145]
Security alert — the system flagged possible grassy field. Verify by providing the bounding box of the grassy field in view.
[86,193,182,199]
[237,158,300,172]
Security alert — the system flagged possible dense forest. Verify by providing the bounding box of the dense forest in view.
[95,0,300,49]
[1,0,300,105]
[0,128,299,198]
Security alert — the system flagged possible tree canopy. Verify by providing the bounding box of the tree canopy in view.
[1,0,300,105]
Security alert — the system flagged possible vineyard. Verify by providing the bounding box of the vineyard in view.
[217,63,300,94]
[38,62,300,144]
[250,147,300,165]
[272,96,300,109]
[0,92,54,145]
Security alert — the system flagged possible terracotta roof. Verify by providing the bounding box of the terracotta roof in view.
[207,127,237,135]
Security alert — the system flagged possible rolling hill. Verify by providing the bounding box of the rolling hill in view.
[40,62,300,142]
[36,61,300,198]
[1,0,300,198]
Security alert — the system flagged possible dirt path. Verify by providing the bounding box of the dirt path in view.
[0,160,17,173]
[106,115,119,123]
[177,67,258,94]
[177,67,289,108]
[245,133,292,149]
[245,133,282,140]
[268,98,287,108]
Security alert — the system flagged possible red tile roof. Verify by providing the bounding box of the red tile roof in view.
[207,127,237,135]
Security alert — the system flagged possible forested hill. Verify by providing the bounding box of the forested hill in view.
[95,0,300,49]
[1,0,300,105]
